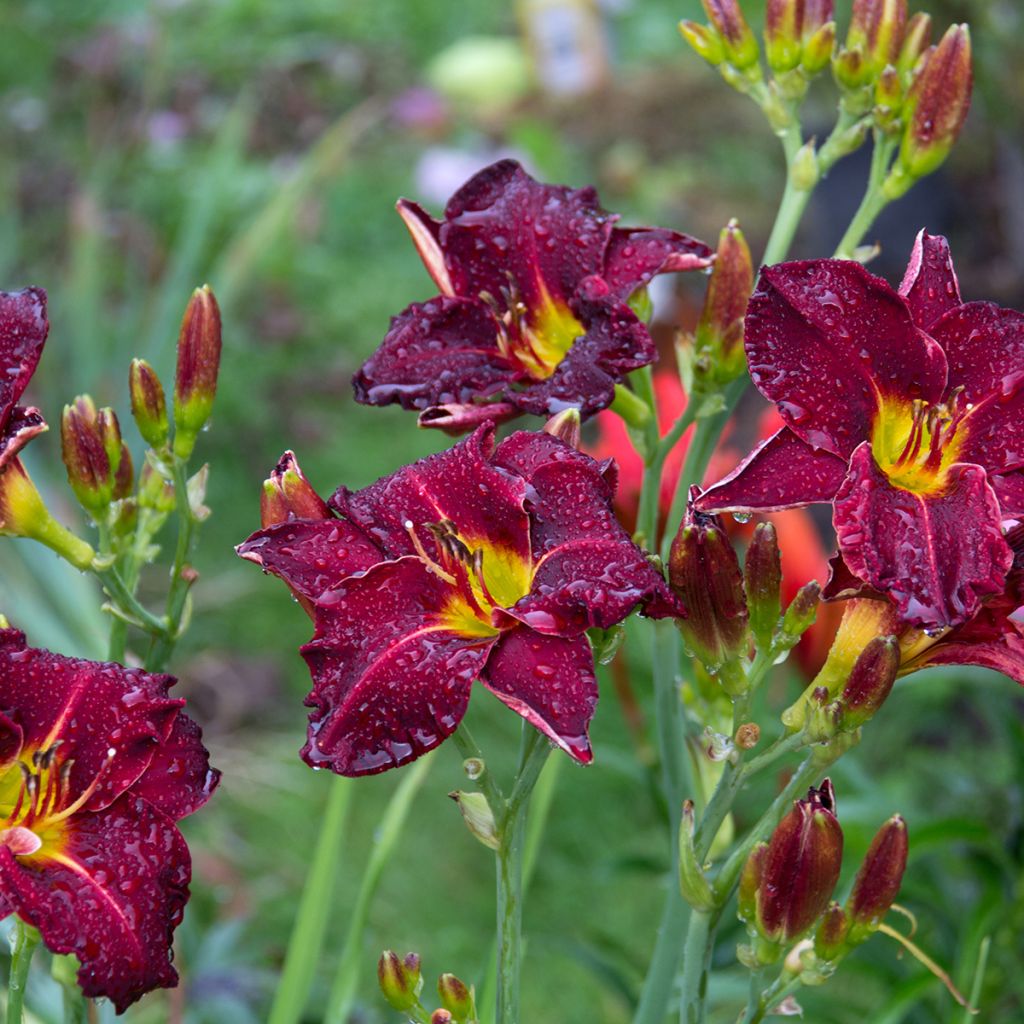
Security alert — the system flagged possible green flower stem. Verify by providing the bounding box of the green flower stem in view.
[833,132,899,258]
[324,755,432,1024]
[269,779,353,1024]
[6,920,39,1024]
[496,727,551,1024]
[679,909,712,1024]
[634,367,669,551]
[761,120,812,268]
[740,973,802,1024]
[93,566,169,639]
[146,459,197,672]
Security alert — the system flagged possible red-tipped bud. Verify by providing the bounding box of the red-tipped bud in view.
[874,64,904,130]
[679,20,726,66]
[700,0,760,70]
[0,458,95,569]
[801,20,836,76]
[431,1011,453,1024]
[896,12,932,78]
[833,44,868,91]
[543,407,582,449]
[378,950,422,1011]
[765,0,803,73]
[260,451,331,529]
[778,580,820,648]
[669,498,749,685]
[129,359,169,450]
[755,780,844,944]
[695,219,752,385]
[61,396,122,515]
[847,0,907,75]
[437,973,475,1022]
[744,521,782,651]
[417,401,518,436]
[802,0,834,39]
[173,285,222,459]
[895,24,972,183]
[838,635,899,730]
[814,901,849,960]
[737,841,769,926]
[846,814,908,941]
[112,443,134,501]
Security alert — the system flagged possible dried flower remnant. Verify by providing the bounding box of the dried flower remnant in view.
[0,628,218,1011]
[354,159,712,428]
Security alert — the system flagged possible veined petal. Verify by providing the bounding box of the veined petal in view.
[236,518,384,604]
[499,455,679,633]
[130,713,220,821]
[481,629,596,763]
[992,470,1024,517]
[0,288,48,437]
[0,629,183,812]
[898,230,962,331]
[300,559,496,776]
[602,227,714,302]
[0,406,47,471]
[440,159,613,309]
[930,302,1024,473]
[0,798,190,1013]
[834,444,1011,629]
[332,424,531,565]
[696,427,848,513]
[396,198,454,296]
[507,280,655,418]
[353,297,512,411]
[494,428,618,493]
[822,550,883,602]
[746,261,946,457]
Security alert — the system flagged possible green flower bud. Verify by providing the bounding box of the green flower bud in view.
[700,0,760,70]
[765,0,803,74]
[837,635,899,731]
[846,814,908,943]
[449,790,499,851]
[896,12,931,79]
[129,358,169,450]
[543,407,581,449]
[679,20,726,67]
[814,901,849,961]
[437,973,475,1022]
[60,396,122,516]
[378,950,422,1012]
[260,450,331,528]
[679,800,716,912]
[173,285,222,460]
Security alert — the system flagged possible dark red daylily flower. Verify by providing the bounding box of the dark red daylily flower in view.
[697,231,1024,630]
[0,628,219,1012]
[0,288,49,470]
[353,159,712,427]
[237,425,679,775]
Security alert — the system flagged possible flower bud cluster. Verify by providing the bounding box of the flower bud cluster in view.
[738,780,907,971]
[377,951,478,1023]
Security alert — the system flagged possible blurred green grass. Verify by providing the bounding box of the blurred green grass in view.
[1,0,1023,1021]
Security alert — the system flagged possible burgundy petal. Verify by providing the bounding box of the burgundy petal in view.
[696,427,848,513]
[992,470,1024,517]
[507,280,655,418]
[930,302,1024,473]
[236,518,384,603]
[0,798,190,1013]
[0,288,48,434]
[493,427,618,494]
[353,297,512,411]
[332,424,531,565]
[602,227,714,302]
[746,261,946,457]
[300,559,496,776]
[481,628,596,763]
[0,406,47,471]
[498,453,680,633]
[898,230,962,331]
[396,198,454,296]
[130,713,220,821]
[822,550,883,602]
[0,630,182,812]
[833,444,1012,628]
[440,159,613,308]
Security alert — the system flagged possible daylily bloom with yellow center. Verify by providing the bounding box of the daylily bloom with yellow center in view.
[697,231,1024,630]
[237,425,681,775]
[353,159,713,431]
[0,628,218,1012]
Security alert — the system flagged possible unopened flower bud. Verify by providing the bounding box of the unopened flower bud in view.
[112,443,134,502]
[847,0,907,77]
[873,65,904,131]
[378,950,422,1011]
[679,20,726,66]
[801,20,836,76]
[61,396,122,516]
[129,359,169,450]
[790,139,819,191]
[737,841,769,926]
[838,635,899,730]
[418,401,518,436]
[432,1011,453,1024]
[669,500,749,687]
[896,12,931,78]
[890,24,972,190]
[173,285,221,460]
[846,814,907,942]
[755,780,843,944]
[778,581,820,649]
[260,451,331,528]
[744,522,782,652]
[543,407,581,449]
[449,790,499,851]
[765,0,802,74]
[695,220,752,386]
[832,44,868,92]
[814,901,849,960]
[700,0,760,71]
[0,459,95,570]
[138,459,176,514]
[679,800,716,912]
[437,973,475,1021]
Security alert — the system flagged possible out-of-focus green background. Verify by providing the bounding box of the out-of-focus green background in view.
[1,1,1023,1021]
